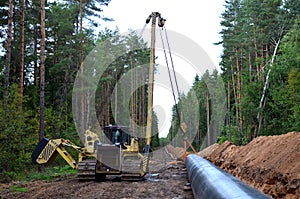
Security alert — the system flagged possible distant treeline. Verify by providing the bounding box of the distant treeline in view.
[167,0,300,149]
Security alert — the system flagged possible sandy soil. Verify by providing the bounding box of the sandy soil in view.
[198,132,300,199]
[0,147,193,199]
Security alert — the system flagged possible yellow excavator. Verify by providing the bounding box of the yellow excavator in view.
[31,12,166,181]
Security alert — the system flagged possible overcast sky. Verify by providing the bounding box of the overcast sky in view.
[101,0,224,68]
[100,0,225,137]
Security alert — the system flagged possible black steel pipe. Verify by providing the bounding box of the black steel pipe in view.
[186,154,271,199]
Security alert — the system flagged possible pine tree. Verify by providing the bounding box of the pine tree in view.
[19,0,25,108]
[3,0,14,121]
[39,0,46,143]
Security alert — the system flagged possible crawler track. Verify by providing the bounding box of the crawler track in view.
[121,157,143,181]
[77,159,97,181]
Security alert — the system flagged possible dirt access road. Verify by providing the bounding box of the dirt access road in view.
[0,147,193,199]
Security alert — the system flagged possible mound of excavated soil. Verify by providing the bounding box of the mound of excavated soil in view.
[198,132,300,199]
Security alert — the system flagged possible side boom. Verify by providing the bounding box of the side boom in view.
[31,138,82,169]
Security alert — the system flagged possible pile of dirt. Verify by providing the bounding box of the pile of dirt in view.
[198,132,300,199]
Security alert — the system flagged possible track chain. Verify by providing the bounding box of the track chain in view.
[77,159,97,181]
[121,157,143,181]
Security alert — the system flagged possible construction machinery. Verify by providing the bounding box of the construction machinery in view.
[31,12,166,181]
[31,125,145,181]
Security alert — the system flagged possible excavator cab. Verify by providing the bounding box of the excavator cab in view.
[95,125,143,181]
[103,125,131,147]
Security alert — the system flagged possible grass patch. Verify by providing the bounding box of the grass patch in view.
[0,165,78,183]
[10,185,27,193]
[25,165,77,181]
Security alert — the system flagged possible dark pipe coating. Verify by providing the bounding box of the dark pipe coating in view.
[186,154,272,199]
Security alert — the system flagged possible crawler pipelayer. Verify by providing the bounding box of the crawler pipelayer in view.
[31,12,166,181]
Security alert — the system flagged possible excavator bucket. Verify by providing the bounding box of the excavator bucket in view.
[31,138,50,164]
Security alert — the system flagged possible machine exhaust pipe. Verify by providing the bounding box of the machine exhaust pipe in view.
[186,154,271,199]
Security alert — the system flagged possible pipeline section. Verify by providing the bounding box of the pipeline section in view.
[186,154,271,199]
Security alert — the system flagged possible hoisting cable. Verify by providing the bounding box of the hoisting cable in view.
[161,27,197,155]
[159,29,188,159]
[159,29,181,125]
[163,28,183,118]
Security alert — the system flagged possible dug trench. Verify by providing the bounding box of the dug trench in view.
[195,132,300,199]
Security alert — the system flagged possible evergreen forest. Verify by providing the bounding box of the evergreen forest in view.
[0,0,299,182]
[168,0,300,149]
